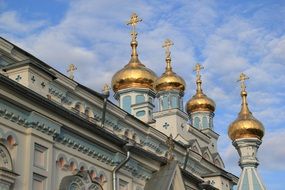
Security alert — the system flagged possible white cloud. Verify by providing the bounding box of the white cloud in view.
[259,129,285,170]
[0,11,46,33]
[1,1,285,187]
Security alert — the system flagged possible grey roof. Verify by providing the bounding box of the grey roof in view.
[144,161,185,190]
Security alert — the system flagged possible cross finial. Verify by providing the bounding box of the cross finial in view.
[127,13,142,40]
[67,64,77,80]
[237,73,249,92]
[162,39,174,58]
[193,63,204,80]
[102,83,110,96]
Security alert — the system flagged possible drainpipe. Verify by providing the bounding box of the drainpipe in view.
[183,145,191,170]
[101,84,110,127]
[112,144,133,190]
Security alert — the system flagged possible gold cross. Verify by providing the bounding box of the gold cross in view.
[102,83,110,95]
[162,39,174,58]
[67,64,77,80]
[193,63,204,80]
[237,73,249,91]
[127,13,142,40]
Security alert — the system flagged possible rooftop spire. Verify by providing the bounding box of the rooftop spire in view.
[127,13,142,63]
[162,39,174,72]
[237,73,251,116]
[193,63,204,94]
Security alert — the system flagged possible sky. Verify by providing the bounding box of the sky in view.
[0,0,284,189]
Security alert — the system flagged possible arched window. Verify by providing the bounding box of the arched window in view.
[171,96,178,108]
[202,116,208,129]
[194,117,200,128]
[0,144,17,189]
[135,95,145,104]
[122,96,131,113]
[59,171,103,190]
[162,96,168,110]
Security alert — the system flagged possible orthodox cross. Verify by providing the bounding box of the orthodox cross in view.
[166,134,175,161]
[237,73,249,92]
[193,63,204,80]
[162,39,174,58]
[67,64,77,80]
[102,83,110,96]
[127,13,142,40]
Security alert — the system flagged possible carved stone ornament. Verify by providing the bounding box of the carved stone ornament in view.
[0,143,18,189]
[59,171,103,190]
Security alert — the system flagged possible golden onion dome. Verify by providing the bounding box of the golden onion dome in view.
[228,73,264,141]
[186,64,215,114]
[111,13,157,93]
[155,39,185,93]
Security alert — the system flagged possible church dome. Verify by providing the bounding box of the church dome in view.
[111,14,157,93]
[111,48,157,93]
[228,73,264,141]
[186,64,215,114]
[155,40,185,93]
[186,91,215,113]
[155,67,185,93]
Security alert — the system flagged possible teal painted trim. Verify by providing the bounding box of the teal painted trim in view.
[241,171,250,190]
[59,129,115,165]
[0,99,29,119]
[252,170,264,190]
[27,112,61,134]
[141,136,165,154]
[0,100,60,137]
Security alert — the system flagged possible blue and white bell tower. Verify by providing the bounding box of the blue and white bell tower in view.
[111,13,157,123]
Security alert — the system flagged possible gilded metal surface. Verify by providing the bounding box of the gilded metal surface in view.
[127,13,142,41]
[228,73,265,141]
[112,64,157,92]
[155,39,186,93]
[186,63,215,113]
[112,13,157,93]
[186,93,216,113]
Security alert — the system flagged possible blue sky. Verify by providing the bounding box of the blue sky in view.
[0,0,284,189]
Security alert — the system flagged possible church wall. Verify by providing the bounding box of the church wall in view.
[203,176,233,190]
[0,117,151,190]
[0,37,238,190]
[0,118,54,190]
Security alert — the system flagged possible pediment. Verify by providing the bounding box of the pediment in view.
[144,161,186,190]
